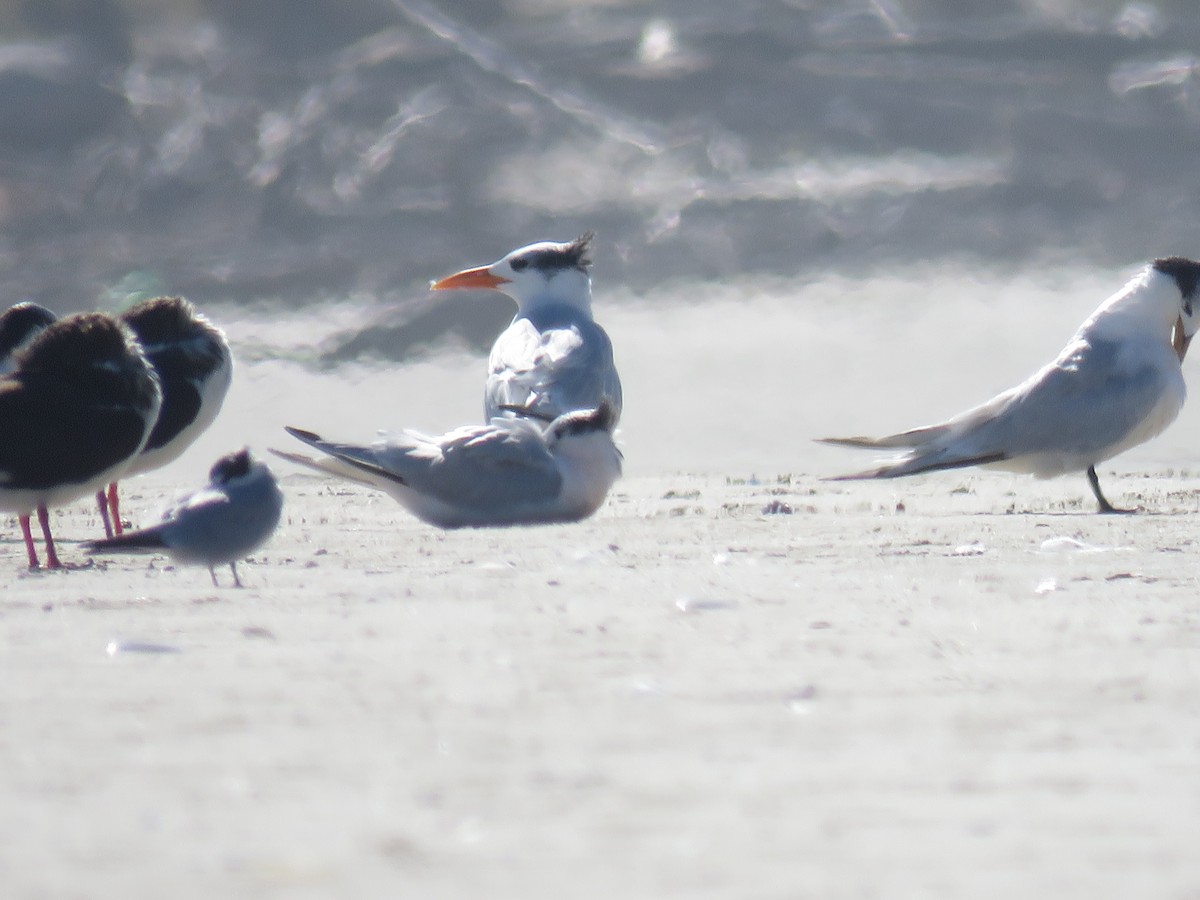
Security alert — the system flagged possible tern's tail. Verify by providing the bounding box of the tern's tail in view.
[84,528,168,554]
[818,421,955,451]
[271,437,407,490]
[825,449,1009,481]
[268,447,372,486]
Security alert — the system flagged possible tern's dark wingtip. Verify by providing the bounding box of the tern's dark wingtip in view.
[82,531,170,553]
[268,447,313,465]
[284,425,321,442]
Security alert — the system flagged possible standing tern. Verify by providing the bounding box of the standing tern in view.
[103,296,233,536]
[821,257,1200,512]
[0,313,161,568]
[430,233,624,424]
[85,449,283,587]
[272,402,622,528]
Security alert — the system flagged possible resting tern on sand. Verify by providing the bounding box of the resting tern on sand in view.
[430,233,623,424]
[272,402,622,528]
[822,257,1200,513]
[86,449,283,587]
[0,314,161,568]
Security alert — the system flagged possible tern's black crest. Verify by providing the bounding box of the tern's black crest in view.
[1152,257,1200,306]
[0,302,57,359]
[515,232,593,274]
[210,449,253,484]
[551,399,617,439]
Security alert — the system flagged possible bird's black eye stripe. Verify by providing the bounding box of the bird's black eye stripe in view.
[510,258,529,272]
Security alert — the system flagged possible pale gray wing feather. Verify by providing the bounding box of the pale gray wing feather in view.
[946,338,1171,459]
[157,479,281,561]
[303,420,564,510]
[829,337,1175,478]
[485,309,622,422]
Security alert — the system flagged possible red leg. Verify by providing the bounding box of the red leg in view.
[18,514,39,569]
[36,506,62,569]
[108,482,123,535]
[96,490,113,539]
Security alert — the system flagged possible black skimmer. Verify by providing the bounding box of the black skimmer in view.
[101,296,233,536]
[0,302,57,375]
[0,312,161,568]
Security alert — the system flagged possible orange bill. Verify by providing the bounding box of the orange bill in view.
[430,265,510,291]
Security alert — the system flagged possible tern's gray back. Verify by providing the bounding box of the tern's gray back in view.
[377,418,565,512]
[964,336,1177,462]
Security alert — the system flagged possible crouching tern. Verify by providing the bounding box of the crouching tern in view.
[85,449,283,587]
[821,257,1200,512]
[430,233,624,424]
[272,402,622,528]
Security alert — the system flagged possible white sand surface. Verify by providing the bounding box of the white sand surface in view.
[3,466,1200,899]
[5,265,1200,897]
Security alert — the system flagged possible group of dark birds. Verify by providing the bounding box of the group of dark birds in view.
[0,296,279,585]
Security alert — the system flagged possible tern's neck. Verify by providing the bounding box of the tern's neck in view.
[554,432,621,516]
[510,271,593,317]
[1082,269,1179,341]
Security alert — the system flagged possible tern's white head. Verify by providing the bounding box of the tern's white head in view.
[430,233,594,315]
[542,400,622,518]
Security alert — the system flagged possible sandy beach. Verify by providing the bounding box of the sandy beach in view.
[8,0,1200,894]
[4,460,1200,899]
[6,269,1200,899]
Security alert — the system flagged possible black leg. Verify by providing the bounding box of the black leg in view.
[1088,465,1134,514]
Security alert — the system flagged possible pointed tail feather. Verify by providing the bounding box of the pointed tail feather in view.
[824,450,1010,481]
[819,422,954,450]
[269,447,407,488]
[84,529,168,554]
[269,447,371,485]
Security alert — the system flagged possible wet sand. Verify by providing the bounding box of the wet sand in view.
[3,464,1200,898]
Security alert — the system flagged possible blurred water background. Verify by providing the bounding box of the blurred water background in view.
[5,0,1200,476]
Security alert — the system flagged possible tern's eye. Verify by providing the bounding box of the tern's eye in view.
[510,258,529,272]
